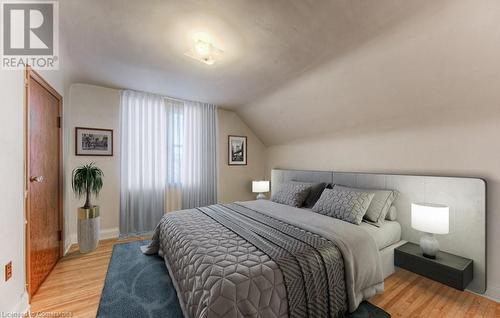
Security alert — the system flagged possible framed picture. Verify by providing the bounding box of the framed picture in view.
[75,127,113,156]
[228,135,247,165]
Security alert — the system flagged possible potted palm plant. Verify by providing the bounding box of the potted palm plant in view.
[72,163,103,253]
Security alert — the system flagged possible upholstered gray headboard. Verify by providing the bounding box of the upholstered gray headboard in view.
[271,168,487,294]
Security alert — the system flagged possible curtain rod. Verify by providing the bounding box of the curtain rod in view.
[123,88,216,106]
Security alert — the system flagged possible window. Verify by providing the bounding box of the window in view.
[167,111,183,186]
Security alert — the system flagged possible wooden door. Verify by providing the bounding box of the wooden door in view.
[25,67,63,298]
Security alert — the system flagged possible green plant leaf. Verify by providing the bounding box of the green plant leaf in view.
[72,162,104,207]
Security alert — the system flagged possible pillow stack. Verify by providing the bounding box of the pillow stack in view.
[271,181,327,208]
[288,181,327,208]
[311,185,398,226]
[333,185,398,226]
[271,181,398,226]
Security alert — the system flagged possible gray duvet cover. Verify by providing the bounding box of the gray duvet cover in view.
[143,200,383,318]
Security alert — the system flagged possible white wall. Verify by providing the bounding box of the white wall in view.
[217,109,267,203]
[64,84,121,248]
[0,69,65,313]
[235,0,500,300]
[63,86,267,244]
[0,70,27,314]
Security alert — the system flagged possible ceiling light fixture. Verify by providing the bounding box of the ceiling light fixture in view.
[185,36,223,65]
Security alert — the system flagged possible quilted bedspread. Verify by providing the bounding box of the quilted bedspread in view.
[144,200,383,318]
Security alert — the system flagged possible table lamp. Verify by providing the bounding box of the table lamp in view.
[411,203,449,259]
[252,181,270,200]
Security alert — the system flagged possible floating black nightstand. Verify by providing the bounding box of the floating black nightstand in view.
[395,242,473,290]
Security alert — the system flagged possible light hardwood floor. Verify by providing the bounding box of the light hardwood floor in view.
[30,238,500,318]
[29,237,147,317]
[370,268,500,317]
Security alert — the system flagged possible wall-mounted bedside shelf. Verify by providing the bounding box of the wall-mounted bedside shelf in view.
[394,242,473,290]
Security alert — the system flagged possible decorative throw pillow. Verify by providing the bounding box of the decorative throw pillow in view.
[312,188,375,225]
[385,205,397,221]
[334,185,398,226]
[271,183,312,207]
[290,181,327,208]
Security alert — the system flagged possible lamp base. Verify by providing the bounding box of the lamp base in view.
[256,193,266,200]
[420,233,439,259]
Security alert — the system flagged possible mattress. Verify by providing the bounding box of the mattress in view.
[359,220,401,250]
[144,200,384,317]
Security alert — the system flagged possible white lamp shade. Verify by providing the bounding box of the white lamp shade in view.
[411,203,449,234]
[252,181,270,193]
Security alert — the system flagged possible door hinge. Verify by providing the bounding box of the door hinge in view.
[57,116,61,128]
[57,230,62,241]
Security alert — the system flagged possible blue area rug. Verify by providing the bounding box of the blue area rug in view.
[96,240,182,318]
[97,240,390,318]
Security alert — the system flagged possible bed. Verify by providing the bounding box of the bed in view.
[144,198,387,318]
[297,208,403,279]
[359,220,403,278]
[269,168,487,294]
[143,168,486,317]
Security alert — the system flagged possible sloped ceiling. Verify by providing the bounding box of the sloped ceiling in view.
[238,0,500,145]
[60,0,438,108]
[61,1,500,146]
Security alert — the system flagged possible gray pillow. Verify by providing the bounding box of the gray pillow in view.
[290,181,327,208]
[271,183,311,207]
[335,185,398,226]
[311,188,375,225]
[385,205,397,221]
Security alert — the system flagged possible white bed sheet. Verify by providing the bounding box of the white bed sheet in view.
[359,220,401,250]
[301,207,402,251]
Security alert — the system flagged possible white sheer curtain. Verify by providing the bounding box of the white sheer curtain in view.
[120,90,167,235]
[120,91,217,235]
[181,101,218,208]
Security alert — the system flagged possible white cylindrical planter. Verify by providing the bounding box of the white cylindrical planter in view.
[77,206,100,253]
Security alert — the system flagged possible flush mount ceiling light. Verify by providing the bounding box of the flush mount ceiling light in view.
[184,35,223,65]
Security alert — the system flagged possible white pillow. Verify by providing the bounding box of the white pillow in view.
[385,205,397,221]
[334,185,398,226]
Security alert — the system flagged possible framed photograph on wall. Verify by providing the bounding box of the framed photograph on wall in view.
[228,135,247,165]
[75,127,113,156]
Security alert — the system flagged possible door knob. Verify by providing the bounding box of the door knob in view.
[30,176,44,183]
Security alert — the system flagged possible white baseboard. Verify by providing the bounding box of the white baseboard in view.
[485,284,500,302]
[11,291,29,315]
[69,232,77,246]
[63,241,72,256]
[461,284,500,303]
[100,227,120,240]
[65,227,120,255]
